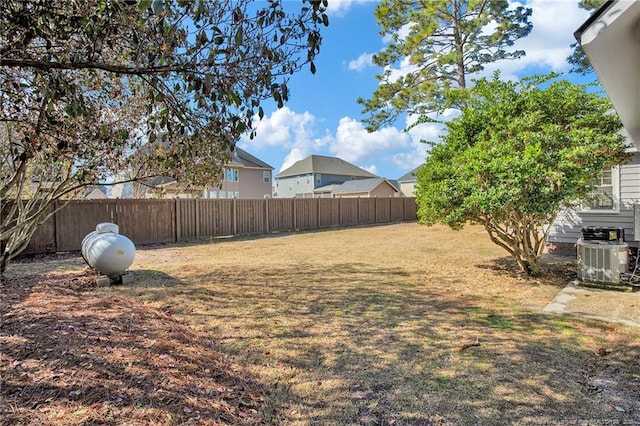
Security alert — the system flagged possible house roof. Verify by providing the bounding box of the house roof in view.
[574,0,640,146]
[146,147,271,189]
[313,184,340,194]
[332,178,399,195]
[147,176,176,187]
[229,147,273,170]
[397,165,422,183]
[83,186,108,199]
[276,155,377,179]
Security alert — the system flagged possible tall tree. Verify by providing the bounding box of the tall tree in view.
[0,0,328,274]
[416,73,628,277]
[568,0,606,74]
[358,0,532,130]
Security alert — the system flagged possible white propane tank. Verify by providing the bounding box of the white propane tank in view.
[81,222,136,276]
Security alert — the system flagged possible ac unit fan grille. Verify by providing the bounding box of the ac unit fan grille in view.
[577,242,627,284]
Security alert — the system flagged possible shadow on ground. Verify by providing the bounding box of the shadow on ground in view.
[108,261,640,425]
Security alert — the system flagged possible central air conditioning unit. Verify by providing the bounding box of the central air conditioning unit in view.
[577,240,628,284]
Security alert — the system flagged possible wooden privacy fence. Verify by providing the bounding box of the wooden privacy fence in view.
[23,197,418,255]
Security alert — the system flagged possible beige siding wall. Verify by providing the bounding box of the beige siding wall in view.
[370,184,397,198]
[400,182,416,197]
[211,167,272,199]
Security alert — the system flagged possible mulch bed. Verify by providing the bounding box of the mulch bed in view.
[0,268,274,425]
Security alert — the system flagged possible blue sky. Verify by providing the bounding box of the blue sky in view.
[237,0,595,180]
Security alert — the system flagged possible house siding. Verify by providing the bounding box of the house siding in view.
[275,173,372,198]
[399,181,416,197]
[548,152,640,245]
[223,168,272,198]
[275,174,315,198]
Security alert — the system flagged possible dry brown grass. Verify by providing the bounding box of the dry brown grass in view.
[3,223,640,425]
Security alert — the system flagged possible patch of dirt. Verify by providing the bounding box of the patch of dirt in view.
[0,268,275,425]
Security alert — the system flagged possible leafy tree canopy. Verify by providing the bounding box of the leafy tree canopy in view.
[415,72,629,276]
[0,0,328,273]
[358,0,531,130]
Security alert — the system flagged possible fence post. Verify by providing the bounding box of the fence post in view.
[232,198,237,235]
[54,200,61,253]
[293,197,297,230]
[175,199,181,242]
[402,197,406,221]
[374,197,377,224]
[195,198,200,240]
[265,198,270,234]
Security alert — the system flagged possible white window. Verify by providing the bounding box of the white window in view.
[219,191,226,198]
[228,191,234,198]
[581,167,619,212]
[316,173,321,185]
[235,191,240,198]
[289,182,293,191]
[208,190,217,198]
[263,171,270,183]
[234,169,239,182]
[227,168,234,182]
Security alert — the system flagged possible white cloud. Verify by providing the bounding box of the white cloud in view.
[348,53,374,71]
[325,0,372,17]
[238,107,334,172]
[240,106,316,148]
[280,148,308,172]
[360,164,378,175]
[476,0,591,80]
[329,116,411,163]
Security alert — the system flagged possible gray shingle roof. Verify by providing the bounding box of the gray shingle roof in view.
[332,178,398,194]
[229,147,273,170]
[397,165,422,183]
[276,155,377,179]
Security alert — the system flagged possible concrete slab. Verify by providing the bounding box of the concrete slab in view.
[543,282,640,328]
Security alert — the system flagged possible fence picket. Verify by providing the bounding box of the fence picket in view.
[20,197,417,255]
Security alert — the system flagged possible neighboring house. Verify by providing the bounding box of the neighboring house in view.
[274,155,377,198]
[397,166,421,197]
[548,1,640,252]
[314,178,401,198]
[145,176,204,199]
[205,147,273,199]
[83,185,109,199]
[144,147,273,199]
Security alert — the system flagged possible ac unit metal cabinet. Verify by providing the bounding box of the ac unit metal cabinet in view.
[577,241,628,284]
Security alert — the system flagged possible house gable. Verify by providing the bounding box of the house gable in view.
[316,178,400,198]
[145,148,273,199]
[275,155,377,198]
[276,155,376,179]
